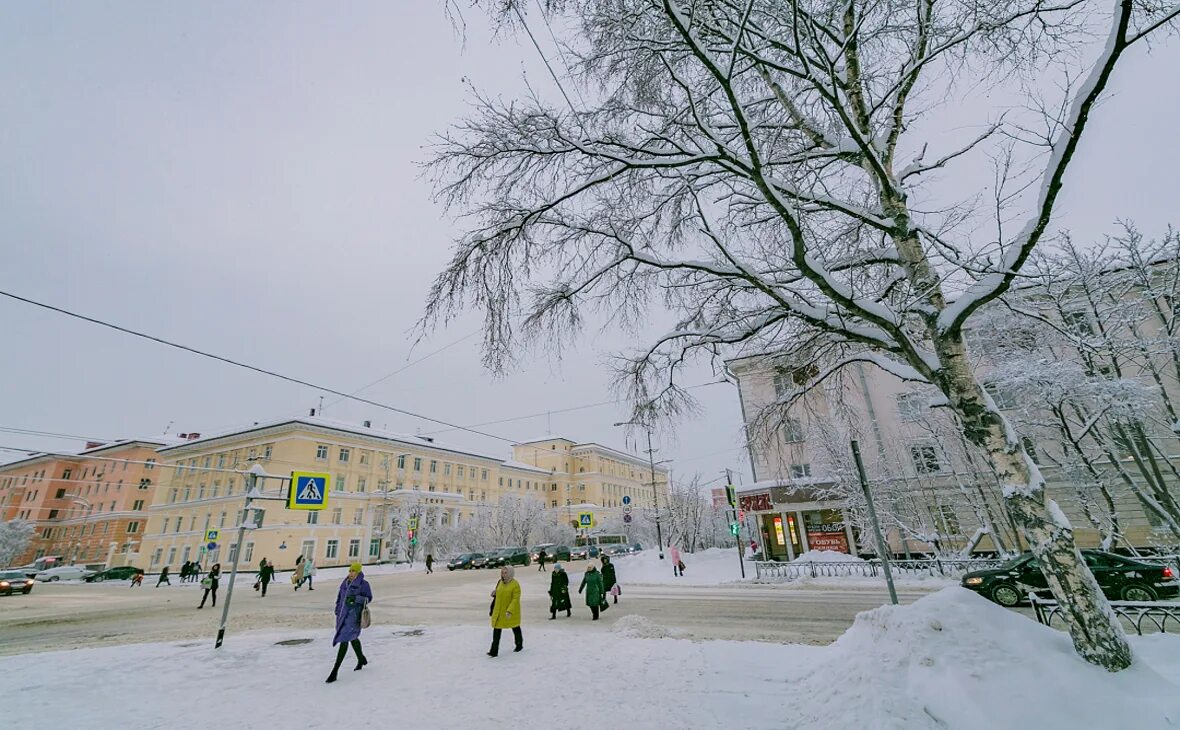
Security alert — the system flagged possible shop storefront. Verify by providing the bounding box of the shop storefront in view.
[741,487,858,561]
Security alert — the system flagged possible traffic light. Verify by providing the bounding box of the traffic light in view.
[725,484,736,507]
[729,522,740,536]
[407,528,417,546]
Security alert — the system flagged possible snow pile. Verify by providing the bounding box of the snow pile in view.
[784,588,1180,728]
[611,614,680,639]
[792,549,865,563]
[4,587,1179,729]
[604,547,743,586]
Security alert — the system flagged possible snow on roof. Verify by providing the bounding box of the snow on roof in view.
[571,442,668,471]
[80,436,183,455]
[155,415,505,462]
[517,435,574,444]
[499,459,552,475]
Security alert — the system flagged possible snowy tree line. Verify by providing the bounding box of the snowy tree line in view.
[0,519,34,568]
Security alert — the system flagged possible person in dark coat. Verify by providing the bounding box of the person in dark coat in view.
[258,558,275,597]
[327,562,372,683]
[601,554,619,606]
[179,562,189,583]
[425,554,434,574]
[130,569,144,587]
[198,563,221,609]
[537,550,547,572]
[578,563,605,620]
[548,563,571,619]
[155,566,171,587]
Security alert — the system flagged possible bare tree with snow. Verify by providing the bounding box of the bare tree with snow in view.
[0,520,34,568]
[426,0,1179,669]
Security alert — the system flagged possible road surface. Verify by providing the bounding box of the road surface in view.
[0,565,941,655]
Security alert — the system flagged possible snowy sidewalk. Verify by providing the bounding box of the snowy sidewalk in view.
[4,588,1179,729]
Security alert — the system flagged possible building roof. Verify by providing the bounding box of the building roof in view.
[571,442,669,473]
[79,437,180,455]
[499,459,553,475]
[155,416,507,464]
[518,435,575,444]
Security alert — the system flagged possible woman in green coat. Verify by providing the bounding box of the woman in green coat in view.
[548,563,572,619]
[578,563,605,620]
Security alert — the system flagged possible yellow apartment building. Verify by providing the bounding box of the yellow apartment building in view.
[135,418,670,572]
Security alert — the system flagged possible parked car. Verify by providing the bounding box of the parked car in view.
[529,544,555,562]
[471,552,494,569]
[0,570,35,596]
[490,547,531,568]
[570,545,601,560]
[548,545,572,562]
[962,550,1179,607]
[85,566,141,582]
[447,553,485,571]
[35,564,97,582]
[631,543,644,553]
[602,544,630,557]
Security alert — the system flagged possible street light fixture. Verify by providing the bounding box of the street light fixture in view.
[613,421,665,560]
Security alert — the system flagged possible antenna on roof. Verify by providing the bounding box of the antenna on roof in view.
[162,420,174,435]
[318,396,324,416]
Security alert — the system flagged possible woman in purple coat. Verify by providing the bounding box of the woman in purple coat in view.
[327,562,371,683]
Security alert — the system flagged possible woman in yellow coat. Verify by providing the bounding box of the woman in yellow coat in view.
[488,565,522,657]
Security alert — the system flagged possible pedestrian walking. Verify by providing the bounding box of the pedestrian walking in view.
[130,569,144,587]
[190,561,202,584]
[601,554,620,605]
[488,565,522,657]
[578,562,605,620]
[257,558,275,597]
[293,555,305,590]
[302,556,316,591]
[548,563,571,619]
[537,549,547,572]
[669,545,683,577]
[326,562,371,684]
[156,566,171,587]
[179,562,189,583]
[425,554,434,574]
[199,563,221,609]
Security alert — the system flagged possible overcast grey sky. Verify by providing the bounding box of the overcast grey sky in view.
[1,4,1177,487]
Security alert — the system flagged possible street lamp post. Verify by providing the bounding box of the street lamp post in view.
[614,422,665,560]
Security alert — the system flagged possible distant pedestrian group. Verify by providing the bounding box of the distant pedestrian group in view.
[294,554,316,591]
[179,561,202,583]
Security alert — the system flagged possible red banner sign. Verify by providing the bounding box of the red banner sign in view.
[739,493,773,512]
[808,531,849,553]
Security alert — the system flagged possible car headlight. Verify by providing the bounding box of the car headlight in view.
[0,581,9,587]
[964,577,984,586]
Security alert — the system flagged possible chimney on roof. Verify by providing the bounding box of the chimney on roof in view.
[363,420,372,428]
[84,441,105,450]
[309,408,316,417]
[186,433,200,441]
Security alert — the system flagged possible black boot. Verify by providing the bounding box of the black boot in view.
[326,671,338,683]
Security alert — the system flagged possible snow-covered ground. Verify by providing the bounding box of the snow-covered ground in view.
[602,546,746,586]
[792,549,865,563]
[4,588,1177,729]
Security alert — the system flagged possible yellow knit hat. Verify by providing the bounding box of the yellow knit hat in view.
[350,562,363,573]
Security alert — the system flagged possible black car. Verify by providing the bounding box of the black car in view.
[447,553,484,571]
[85,566,141,582]
[487,547,531,568]
[0,570,35,596]
[962,550,1179,607]
[531,545,571,562]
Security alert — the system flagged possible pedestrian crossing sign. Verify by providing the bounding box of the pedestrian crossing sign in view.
[288,472,330,511]
[204,528,220,543]
[578,511,595,529]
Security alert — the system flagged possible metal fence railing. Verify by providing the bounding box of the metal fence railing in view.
[1030,594,1180,635]
[752,557,1004,580]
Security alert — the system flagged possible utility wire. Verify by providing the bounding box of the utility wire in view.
[0,290,530,449]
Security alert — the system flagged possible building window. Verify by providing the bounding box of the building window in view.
[133,500,145,511]
[55,488,67,499]
[896,392,925,422]
[263,445,273,460]
[62,468,72,480]
[348,539,361,558]
[359,451,369,465]
[308,511,319,525]
[935,504,961,536]
[145,459,155,470]
[481,469,488,481]
[782,418,805,443]
[175,517,184,533]
[983,382,1018,410]
[218,454,226,468]
[326,540,339,560]
[790,463,812,479]
[183,487,191,502]
[203,456,211,469]
[910,445,943,474]
[227,543,239,563]
[332,508,343,525]
[1020,436,1040,465]
[369,539,381,557]
[152,548,162,567]
[458,465,465,478]
[127,521,140,534]
[357,478,367,493]
[1062,310,1094,336]
[182,546,191,564]
[430,460,438,474]
[339,448,350,463]
[444,463,452,476]
[316,445,329,461]
[398,455,406,469]
[413,457,422,472]
[244,542,254,563]
[354,508,364,525]
[219,512,227,527]
[198,486,205,500]
[167,547,177,566]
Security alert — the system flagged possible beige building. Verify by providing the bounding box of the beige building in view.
[135,418,669,572]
